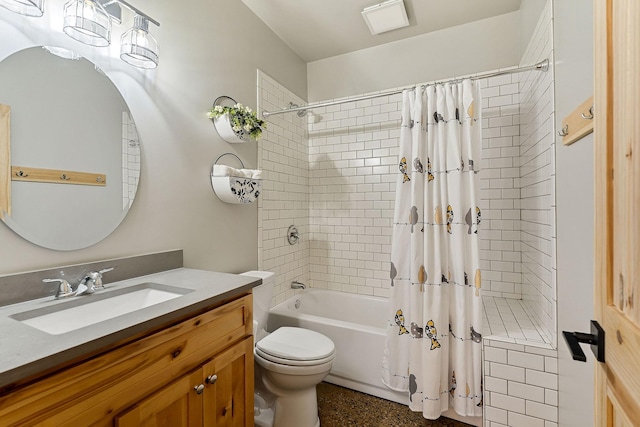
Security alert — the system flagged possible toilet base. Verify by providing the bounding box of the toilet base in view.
[254,391,320,427]
[264,373,321,427]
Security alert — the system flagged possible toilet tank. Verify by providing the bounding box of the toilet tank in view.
[240,271,275,339]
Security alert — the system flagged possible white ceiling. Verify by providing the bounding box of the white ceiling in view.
[241,0,523,62]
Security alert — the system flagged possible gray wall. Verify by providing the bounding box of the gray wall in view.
[0,0,306,275]
[553,1,595,426]
[306,12,521,101]
[519,0,548,55]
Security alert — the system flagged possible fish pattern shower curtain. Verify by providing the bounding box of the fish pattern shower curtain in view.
[383,81,483,419]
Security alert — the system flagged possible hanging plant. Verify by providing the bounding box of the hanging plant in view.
[207,103,266,141]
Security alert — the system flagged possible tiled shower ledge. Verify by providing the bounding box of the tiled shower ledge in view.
[482,296,554,349]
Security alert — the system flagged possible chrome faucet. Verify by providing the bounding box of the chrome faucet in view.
[76,267,114,296]
[291,280,306,290]
[44,267,114,299]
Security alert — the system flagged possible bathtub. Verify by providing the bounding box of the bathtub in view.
[267,289,482,427]
[268,289,404,403]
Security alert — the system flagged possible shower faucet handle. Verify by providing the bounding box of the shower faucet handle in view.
[287,225,299,245]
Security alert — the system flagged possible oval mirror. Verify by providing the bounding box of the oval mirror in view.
[0,46,141,250]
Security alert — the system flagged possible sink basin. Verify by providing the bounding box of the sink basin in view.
[11,283,193,335]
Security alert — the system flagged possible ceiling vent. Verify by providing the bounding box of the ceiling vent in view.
[361,0,409,35]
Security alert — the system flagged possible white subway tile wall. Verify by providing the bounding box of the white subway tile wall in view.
[305,77,526,300]
[257,71,310,306]
[518,1,557,347]
[258,66,555,316]
[484,338,558,426]
[478,72,523,300]
[483,3,558,426]
[307,93,401,297]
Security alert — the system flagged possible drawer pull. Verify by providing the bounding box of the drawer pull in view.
[194,384,205,394]
[206,374,218,385]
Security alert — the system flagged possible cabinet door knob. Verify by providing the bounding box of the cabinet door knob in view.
[194,384,205,394]
[206,374,218,384]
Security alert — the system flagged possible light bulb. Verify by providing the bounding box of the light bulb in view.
[62,0,111,47]
[120,15,158,69]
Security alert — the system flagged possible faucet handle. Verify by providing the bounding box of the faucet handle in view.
[83,267,114,293]
[43,278,74,299]
[94,267,114,288]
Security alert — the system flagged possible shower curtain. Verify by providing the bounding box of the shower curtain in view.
[382,80,483,419]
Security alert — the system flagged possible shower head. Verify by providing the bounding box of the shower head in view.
[287,102,308,117]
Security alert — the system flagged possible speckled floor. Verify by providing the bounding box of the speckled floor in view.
[317,382,473,427]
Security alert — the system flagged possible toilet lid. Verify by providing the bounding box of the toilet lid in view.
[256,327,335,361]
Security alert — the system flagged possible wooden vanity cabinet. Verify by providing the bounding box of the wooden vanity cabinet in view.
[115,337,253,427]
[0,293,254,427]
[116,367,204,427]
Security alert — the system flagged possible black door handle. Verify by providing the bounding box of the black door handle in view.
[562,320,605,363]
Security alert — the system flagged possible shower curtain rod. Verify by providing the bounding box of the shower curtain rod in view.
[262,59,549,117]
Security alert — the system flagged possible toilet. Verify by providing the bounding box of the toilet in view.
[241,271,335,427]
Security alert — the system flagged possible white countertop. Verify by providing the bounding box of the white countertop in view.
[0,268,260,391]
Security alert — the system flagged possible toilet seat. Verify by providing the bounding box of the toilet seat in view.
[256,327,335,366]
[255,347,335,366]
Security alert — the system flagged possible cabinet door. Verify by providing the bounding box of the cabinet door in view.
[203,337,254,427]
[115,368,204,427]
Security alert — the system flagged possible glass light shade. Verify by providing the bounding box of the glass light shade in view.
[120,15,158,69]
[0,0,45,17]
[63,0,111,47]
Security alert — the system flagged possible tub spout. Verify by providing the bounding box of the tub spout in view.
[291,281,306,290]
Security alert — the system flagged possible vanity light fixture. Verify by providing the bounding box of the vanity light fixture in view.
[63,0,112,47]
[0,0,160,68]
[120,14,158,69]
[361,0,409,35]
[0,0,44,17]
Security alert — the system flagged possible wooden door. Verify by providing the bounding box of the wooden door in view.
[115,368,204,427]
[594,0,640,424]
[203,337,254,427]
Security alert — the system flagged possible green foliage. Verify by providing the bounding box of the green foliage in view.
[207,103,266,141]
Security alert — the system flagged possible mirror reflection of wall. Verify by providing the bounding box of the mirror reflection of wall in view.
[0,46,141,250]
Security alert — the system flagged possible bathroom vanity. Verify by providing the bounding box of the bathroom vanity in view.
[0,265,259,427]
